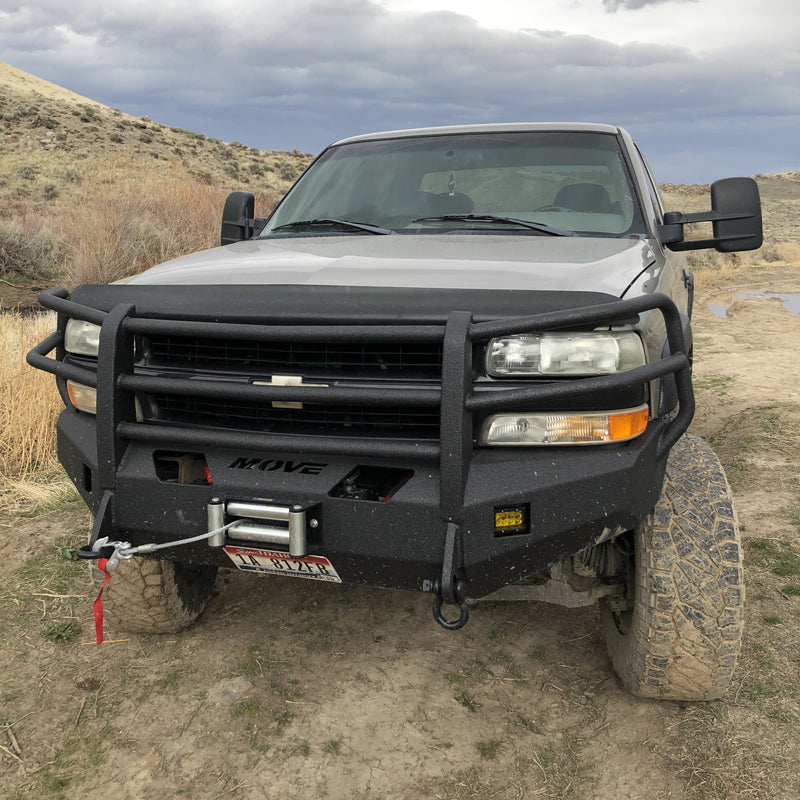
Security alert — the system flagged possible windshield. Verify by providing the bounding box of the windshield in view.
[261,131,644,237]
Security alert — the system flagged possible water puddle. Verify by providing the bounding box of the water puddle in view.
[708,289,800,318]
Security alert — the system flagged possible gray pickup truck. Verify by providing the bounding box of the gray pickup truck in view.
[29,123,762,699]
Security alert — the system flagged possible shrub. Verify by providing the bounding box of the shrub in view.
[61,176,281,286]
[0,222,64,282]
[278,161,299,181]
[63,177,227,284]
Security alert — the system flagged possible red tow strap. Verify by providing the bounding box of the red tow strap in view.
[93,558,112,645]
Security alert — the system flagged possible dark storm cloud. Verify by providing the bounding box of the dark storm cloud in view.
[0,0,796,181]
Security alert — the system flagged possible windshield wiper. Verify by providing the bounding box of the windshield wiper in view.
[411,214,573,237]
[271,218,394,235]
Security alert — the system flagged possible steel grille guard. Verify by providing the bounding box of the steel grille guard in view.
[28,286,694,622]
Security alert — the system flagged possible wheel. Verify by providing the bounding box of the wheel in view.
[601,434,744,700]
[92,557,218,634]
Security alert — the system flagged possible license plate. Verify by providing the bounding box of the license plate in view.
[223,546,342,583]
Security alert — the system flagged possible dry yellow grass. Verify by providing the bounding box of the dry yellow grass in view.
[3,165,281,286]
[57,168,279,285]
[0,310,61,480]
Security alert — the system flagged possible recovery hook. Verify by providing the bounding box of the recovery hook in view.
[76,536,130,572]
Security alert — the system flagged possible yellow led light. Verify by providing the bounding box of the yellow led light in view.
[495,510,524,528]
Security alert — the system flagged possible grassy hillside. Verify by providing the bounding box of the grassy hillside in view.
[0,61,312,291]
[0,61,311,212]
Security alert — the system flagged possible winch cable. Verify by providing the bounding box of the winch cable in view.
[78,521,243,645]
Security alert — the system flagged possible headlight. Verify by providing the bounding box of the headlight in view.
[485,331,646,377]
[481,405,649,446]
[65,319,101,357]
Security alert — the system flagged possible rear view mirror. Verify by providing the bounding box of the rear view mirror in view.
[659,177,762,252]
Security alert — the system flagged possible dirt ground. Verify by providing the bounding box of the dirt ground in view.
[0,282,46,312]
[2,265,800,800]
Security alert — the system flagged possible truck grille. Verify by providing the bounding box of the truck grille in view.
[145,335,443,380]
[139,334,443,440]
[151,394,440,439]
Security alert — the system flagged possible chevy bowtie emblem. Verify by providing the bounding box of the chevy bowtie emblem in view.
[252,375,329,409]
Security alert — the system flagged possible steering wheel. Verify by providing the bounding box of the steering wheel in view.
[533,205,576,213]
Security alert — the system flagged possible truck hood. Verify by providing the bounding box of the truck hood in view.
[123,235,656,298]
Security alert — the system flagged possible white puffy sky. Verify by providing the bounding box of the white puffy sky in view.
[1,0,798,182]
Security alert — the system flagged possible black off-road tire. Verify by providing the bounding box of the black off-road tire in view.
[601,434,744,700]
[92,557,218,634]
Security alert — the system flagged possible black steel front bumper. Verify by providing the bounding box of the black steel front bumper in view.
[28,286,694,603]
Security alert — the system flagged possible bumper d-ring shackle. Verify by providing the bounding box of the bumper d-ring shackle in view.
[429,519,470,630]
[431,577,470,630]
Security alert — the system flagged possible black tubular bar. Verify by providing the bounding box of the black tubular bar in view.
[26,331,99,388]
[117,422,440,459]
[123,316,444,344]
[37,287,108,325]
[117,374,441,408]
[439,311,474,524]
[467,354,688,412]
[95,303,136,492]
[471,292,672,340]
[29,288,693,487]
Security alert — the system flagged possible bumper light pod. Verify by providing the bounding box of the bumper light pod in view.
[481,404,649,446]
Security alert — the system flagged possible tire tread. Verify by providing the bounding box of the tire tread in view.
[603,434,744,700]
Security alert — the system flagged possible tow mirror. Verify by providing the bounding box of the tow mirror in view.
[659,177,762,252]
[221,191,267,246]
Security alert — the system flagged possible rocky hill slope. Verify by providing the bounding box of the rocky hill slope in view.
[0,61,311,213]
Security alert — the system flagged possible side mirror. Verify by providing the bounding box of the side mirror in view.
[710,177,763,252]
[659,177,763,252]
[221,191,267,246]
